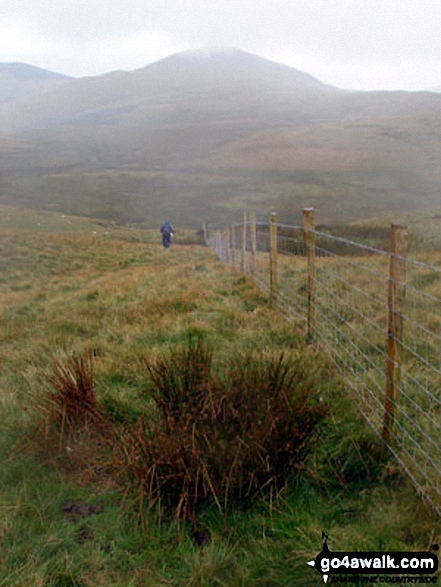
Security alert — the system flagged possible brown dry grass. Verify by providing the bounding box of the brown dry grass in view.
[117,339,326,521]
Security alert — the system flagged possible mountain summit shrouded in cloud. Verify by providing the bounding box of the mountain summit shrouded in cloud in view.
[1,48,441,227]
[0,48,336,133]
[140,47,331,90]
[2,47,440,134]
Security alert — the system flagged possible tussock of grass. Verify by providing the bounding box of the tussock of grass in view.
[118,338,326,520]
[39,353,119,474]
[44,352,98,428]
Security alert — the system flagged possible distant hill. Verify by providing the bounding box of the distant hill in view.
[0,48,337,133]
[0,63,72,104]
[0,62,70,82]
[2,49,441,133]
[1,48,441,227]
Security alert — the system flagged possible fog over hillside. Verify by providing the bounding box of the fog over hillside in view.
[2,48,441,133]
[0,48,336,133]
[0,63,72,104]
[1,49,441,227]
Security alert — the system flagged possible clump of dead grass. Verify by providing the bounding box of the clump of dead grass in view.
[118,337,327,520]
[45,351,98,427]
[37,351,115,456]
[29,341,326,521]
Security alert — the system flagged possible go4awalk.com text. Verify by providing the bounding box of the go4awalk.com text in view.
[306,532,439,584]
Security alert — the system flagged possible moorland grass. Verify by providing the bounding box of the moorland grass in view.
[1,214,440,586]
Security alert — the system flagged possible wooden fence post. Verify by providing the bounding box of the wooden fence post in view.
[250,211,256,275]
[241,212,247,273]
[303,207,316,343]
[270,212,279,304]
[382,222,408,444]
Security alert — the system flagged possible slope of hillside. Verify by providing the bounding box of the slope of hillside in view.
[0,62,72,104]
[0,49,337,132]
[1,49,441,227]
[194,112,441,221]
[3,49,441,133]
[1,210,440,585]
[1,112,440,227]
[351,203,441,250]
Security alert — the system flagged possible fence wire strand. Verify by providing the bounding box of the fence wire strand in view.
[207,217,441,516]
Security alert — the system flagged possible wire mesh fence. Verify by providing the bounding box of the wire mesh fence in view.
[206,210,441,516]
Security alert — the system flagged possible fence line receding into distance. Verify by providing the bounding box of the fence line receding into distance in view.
[206,209,441,516]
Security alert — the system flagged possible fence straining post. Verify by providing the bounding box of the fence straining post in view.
[270,212,279,305]
[383,222,408,444]
[250,211,256,275]
[241,211,247,273]
[303,207,316,343]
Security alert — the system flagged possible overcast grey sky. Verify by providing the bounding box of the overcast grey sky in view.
[1,0,441,91]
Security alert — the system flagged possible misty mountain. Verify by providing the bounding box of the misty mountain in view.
[1,48,441,227]
[3,48,441,135]
[0,63,72,104]
[0,48,336,133]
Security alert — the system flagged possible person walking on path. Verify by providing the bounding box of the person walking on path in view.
[160,220,174,248]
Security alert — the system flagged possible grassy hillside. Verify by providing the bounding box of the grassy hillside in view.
[1,112,441,228]
[350,204,441,250]
[1,208,440,586]
[198,113,441,224]
[1,50,441,228]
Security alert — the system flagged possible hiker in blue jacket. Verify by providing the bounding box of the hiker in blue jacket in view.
[160,220,174,248]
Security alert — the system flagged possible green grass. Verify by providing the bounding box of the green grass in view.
[1,215,440,586]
